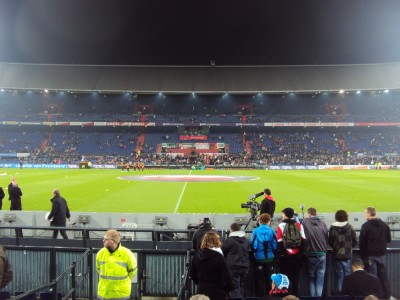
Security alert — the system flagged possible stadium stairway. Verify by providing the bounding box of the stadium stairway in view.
[135,131,146,153]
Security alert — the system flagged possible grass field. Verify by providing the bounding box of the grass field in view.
[1,168,399,214]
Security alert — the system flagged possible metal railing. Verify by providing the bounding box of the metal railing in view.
[177,250,193,300]
[8,248,93,300]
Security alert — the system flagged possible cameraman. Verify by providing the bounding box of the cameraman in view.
[260,188,276,218]
[192,218,213,251]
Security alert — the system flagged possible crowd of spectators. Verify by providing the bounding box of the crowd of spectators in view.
[1,91,400,167]
[1,128,400,167]
[189,206,394,299]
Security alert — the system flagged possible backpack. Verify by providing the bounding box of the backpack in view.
[0,255,13,289]
[282,222,302,249]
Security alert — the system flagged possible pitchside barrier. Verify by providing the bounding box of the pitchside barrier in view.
[2,245,400,299]
[0,211,400,239]
[0,211,399,298]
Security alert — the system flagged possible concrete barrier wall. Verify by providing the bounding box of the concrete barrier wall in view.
[1,210,400,234]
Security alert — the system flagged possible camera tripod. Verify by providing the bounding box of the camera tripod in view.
[244,209,259,230]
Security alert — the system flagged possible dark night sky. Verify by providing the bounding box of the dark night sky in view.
[0,0,400,65]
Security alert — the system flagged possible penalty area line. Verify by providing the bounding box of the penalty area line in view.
[173,170,191,213]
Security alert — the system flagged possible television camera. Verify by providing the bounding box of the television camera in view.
[240,192,264,229]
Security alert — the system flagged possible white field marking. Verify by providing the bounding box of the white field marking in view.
[174,170,192,213]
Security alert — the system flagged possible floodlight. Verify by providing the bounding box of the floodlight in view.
[78,215,91,225]
[4,214,16,223]
[154,216,168,225]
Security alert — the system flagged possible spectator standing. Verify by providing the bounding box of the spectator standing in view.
[8,184,21,210]
[359,206,392,299]
[260,188,276,218]
[192,218,213,251]
[222,222,250,300]
[8,179,23,237]
[0,187,4,210]
[276,207,306,296]
[328,209,358,293]
[190,231,233,300]
[250,213,277,297]
[341,257,383,299]
[47,189,71,239]
[7,177,16,197]
[96,229,137,300]
[302,207,328,297]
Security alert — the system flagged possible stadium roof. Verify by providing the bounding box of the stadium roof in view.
[1,62,400,94]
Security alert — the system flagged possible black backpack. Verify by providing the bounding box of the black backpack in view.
[282,222,302,249]
[0,255,13,289]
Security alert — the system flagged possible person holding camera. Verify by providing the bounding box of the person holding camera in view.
[260,188,276,218]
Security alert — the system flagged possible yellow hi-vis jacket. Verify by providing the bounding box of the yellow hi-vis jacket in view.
[96,244,137,300]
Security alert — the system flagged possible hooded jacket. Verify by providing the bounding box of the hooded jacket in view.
[190,248,234,299]
[222,231,250,269]
[250,224,277,261]
[328,221,357,260]
[302,216,329,254]
[359,218,391,258]
[192,223,212,251]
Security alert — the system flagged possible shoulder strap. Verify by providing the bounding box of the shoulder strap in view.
[251,233,257,249]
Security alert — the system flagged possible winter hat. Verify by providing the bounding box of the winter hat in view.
[271,273,290,290]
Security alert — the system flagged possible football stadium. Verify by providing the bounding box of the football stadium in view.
[0,1,400,300]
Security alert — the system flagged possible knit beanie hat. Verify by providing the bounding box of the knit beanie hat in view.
[271,273,290,290]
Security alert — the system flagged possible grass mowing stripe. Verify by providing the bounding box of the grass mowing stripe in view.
[173,170,192,213]
[1,169,399,213]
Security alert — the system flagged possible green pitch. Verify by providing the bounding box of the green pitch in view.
[1,169,399,213]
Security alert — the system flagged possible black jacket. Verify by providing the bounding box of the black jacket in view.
[192,224,212,251]
[0,188,5,210]
[260,195,275,217]
[222,231,250,269]
[8,186,22,210]
[342,270,383,298]
[359,218,391,258]
[190,248,234,300]
[48,195,71,226]
[0,188,4,201]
